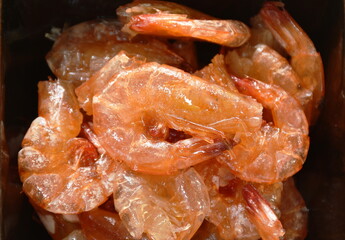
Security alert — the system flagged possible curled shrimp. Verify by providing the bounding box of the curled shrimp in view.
[195,160,284,240]
[113,164,210,240]
[118,0,250,47]
[217,76,309,183]
[226,44,313,115]
[260,1,325,124]
[18,80,118,214]
[91,58,263,175]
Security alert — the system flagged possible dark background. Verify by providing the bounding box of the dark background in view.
[1,0,344,239]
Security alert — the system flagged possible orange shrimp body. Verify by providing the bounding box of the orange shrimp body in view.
[118,0,250,47]
[226,44,313,111]
[126,14,250,47]
[260,1,325,124]
[92,59,263,175]
[195,161,284,240]
[113,165,210,240]
[46,19,187,85]
[18,81,118,214]
[218,76,309,183]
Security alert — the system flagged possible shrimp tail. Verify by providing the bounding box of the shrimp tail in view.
[242,184,285,240]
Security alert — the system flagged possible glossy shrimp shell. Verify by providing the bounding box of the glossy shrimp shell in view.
[18,80,118,214]
[218,76,309,183]
[260,1,325,124]
[118,0,250,47]
[91,59,263,175]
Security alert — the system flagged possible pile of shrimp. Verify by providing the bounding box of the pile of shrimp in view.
[18,1,323,240]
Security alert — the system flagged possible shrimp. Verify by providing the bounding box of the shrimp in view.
[260,1,325,124]
[242,184,285,240]
[46,19,188,84]
[112,164,210,240]
[195,160,284,240]
[195,54,239,93]
[123,14,250,47]
[116,0,214,24]
[75,51,146,116]
[217,76,309,183]
[79,207,148,240]
[18,80,118,214]
[118,1,250,47]
[226,44,313,114]
[279,178,308,240]
[92,59,263,175]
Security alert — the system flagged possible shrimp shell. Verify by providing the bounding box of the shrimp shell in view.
[18,80,118,214]
[92,59,263,175]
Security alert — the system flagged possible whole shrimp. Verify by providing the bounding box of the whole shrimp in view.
[118,0,250,47]
[260,1,324,124]
[217,76,309,183]
[226,44,313,116]
[91,59,263,175]
[112,164,210,240]
[46,19,188,85]
[18,80,118,214]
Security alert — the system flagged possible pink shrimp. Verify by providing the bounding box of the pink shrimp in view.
[112,164,210,240]
[242,184,285,240]
[260,1,325,124]
[217,76,309,183]
[118,1,250,47]
[195,54,239,93]
[18,80,118,214]
[91,59,263,175]
[226,44,313,114]
[195,160,284,240]
[46,19,188,85]
[79,207,146,240]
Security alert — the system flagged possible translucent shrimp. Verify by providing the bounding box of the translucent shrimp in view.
[279,178,308,240]
[260,1,325,124]
[195,160,284,240]
[217,76,309,183]
[242,184,285,240]
[226,44,313,114]
[75,51,146,116]
[79,207,148,240]
[18,80,118,214]
[195,54,239,93]
[113,165,210,240]
[46,19,188,84]
[116,0,214,24]
[118,1,250,47]
[92,61,263,175]
[123,14,250,47]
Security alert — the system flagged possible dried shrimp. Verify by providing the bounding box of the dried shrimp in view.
[18,1,322,239]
